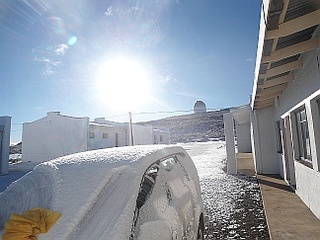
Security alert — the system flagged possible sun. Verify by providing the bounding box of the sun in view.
[96,56,152,111]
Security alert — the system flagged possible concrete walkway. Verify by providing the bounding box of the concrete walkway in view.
[236,153,320,240]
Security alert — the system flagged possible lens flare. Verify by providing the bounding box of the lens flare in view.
[68,36,77,46]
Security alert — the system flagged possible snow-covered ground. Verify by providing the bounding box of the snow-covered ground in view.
[0,141,269,239]
[180,141,269,239]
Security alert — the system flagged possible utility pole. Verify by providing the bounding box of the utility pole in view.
[129,112,134,146]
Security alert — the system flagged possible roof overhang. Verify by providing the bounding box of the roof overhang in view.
[251,0,320,110]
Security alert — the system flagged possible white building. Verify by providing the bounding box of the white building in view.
[22,113,170,163]
[225,0,320,219]
[153,128,170,144]
[88,118,157,149]
[22,112,89,163]
[0,116,11,175]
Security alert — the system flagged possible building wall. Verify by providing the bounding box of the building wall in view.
[268,30,320,218]
[22,112,89,162]
[88,124,128,150]
[131,125,153,145]
[88,124,115,150]
[235,122,251,153]
[231,105,252,154]
[251,107,279,174]
[274,38,320,119]
[0,116,11,175]
[153,129,170,144]
[295,162,320,219]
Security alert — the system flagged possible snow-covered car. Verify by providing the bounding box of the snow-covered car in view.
[0,145,204,240]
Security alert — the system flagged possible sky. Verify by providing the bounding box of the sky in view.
[0,0,261,143]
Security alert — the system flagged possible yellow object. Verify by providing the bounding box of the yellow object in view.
[2,208,61,240]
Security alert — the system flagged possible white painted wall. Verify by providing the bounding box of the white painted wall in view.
[22,112,89,162]
[0,116,11,175]
[265,29,320,218]
[131,124,153,145]
[295,162,320,219]
[89,124,115,150]
[153,129,170,144]
[224,113,237,174]
[231,105,252,153]
[235,122,252,153]
[251,107,279,174]
[88,123,128,150]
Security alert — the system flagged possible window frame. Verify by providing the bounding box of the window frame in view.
[293,106,312,163]
[102,132,109,139]
[276,120,283,154]
[89,131,95,139]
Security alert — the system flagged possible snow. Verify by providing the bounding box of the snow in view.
[138,220,172,240]
[178,141,269,239]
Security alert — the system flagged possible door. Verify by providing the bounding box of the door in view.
[115,133,119,147]
[282,116,296,187]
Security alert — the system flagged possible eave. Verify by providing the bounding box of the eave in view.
[252,0,320,110]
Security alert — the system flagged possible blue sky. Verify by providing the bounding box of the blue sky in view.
[0,0,261,143]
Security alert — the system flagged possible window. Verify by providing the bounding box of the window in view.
[102,133,109,139]
[89,132,95,139]
[160,135,164,142]
[276,120,283,154]
[294,107,312,162]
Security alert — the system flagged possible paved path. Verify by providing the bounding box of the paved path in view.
[258,174,320,240]
[237,153,320,240]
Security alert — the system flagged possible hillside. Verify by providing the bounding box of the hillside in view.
[138,109,230,143]
[10,142,22,154]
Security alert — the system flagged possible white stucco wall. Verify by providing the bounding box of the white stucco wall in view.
[88,123,128,150]
[270,29,320,218]
[0,116,11,175]
[295,162,320,219]
[131,125,153,145]
[231,105,252,153]
[88,124,115,150]
[251,107,279,174]
[224,113,237,174]
[235,122,252,153]
[153,129,170,144]
[22,112,89,162]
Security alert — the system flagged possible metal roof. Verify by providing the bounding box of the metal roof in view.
[252,0,320,110]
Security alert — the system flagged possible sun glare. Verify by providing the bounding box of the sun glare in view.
[96,57,152,111]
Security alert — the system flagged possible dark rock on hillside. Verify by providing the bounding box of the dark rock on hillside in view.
[10,142,22,154]
[139,109,230,143]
